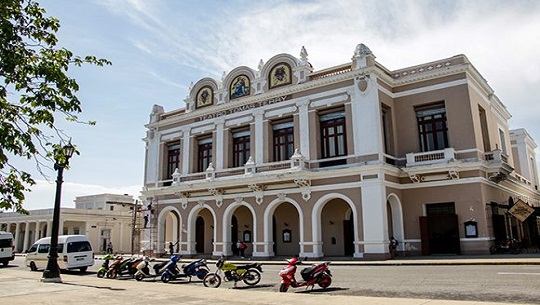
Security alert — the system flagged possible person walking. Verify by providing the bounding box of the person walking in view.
[106,241,113,254]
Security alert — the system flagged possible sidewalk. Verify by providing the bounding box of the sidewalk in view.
[0,266,523,305]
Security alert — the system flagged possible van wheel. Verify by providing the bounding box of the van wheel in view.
[79,267,88,273]
[2,262,7,267]
[29,262,38,271]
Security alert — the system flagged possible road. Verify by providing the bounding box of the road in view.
[9,256,540,304]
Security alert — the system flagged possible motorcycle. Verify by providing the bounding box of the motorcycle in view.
[106,256,143,279]
[97,253,114,278]
[490,238,522,254]
[278,257,332,292]
[203,258,263,288]
[160,255,210,283]
[134,256,168,281]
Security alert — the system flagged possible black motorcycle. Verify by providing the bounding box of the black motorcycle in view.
[490,238,521,254]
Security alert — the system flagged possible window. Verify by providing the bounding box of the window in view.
[67,241,92,253]
[167,143,181,178]
[381,105,394,155]
[478,106,491,152]
[232,129,250,167]
[416,103,448,152]
[38,244,50,253]
[320,110,347,165]
[272,121,294,162]
[197,137,213,172]
[499,129,507,155]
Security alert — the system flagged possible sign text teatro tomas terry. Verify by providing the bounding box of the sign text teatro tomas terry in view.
[198,95,289,121]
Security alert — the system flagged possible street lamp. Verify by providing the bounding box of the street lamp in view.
[41,141,75,283]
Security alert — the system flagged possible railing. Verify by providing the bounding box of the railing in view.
[309,65,352,80]
[406,148,455,167]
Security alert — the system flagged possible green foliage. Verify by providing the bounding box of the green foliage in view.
[0,0,111,214]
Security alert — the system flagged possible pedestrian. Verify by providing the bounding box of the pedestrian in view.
[238,240,247,258]
[169,241,177,256]
[106,241,113,254]
[143,214,149,228]
[389,236,398,258]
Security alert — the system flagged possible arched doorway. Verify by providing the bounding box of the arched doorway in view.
[163,209,181,253]
[194,208,214,254]
[386,194,405,251]
[231,205,253,256]
[321,198,354,256]
[272,202,300,256]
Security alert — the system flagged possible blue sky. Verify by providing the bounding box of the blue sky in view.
[16,0,540,210]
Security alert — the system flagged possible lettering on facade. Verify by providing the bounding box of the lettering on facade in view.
[198,95,289,121]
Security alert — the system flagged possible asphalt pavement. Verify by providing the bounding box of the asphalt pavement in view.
[2,254,539,305]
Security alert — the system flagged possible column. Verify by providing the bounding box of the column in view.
[361,177,389,256]
[119,222,124,253]
[14,222,21,252]
[350,76,382,157]
[215,119,225,170]
[181,127,191,175]
[22,222,30,252]
[47,221,52,237]
[254,110,264,163]
[297,100,311,159]
[35,221,40,239]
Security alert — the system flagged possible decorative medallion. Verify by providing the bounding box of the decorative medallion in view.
[196,86,213,109]
[230,75,250,100]
[269,63,292,89]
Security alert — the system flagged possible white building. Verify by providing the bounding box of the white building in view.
[0,194,139,254]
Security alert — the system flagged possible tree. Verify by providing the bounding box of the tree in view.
[0,0,111,214]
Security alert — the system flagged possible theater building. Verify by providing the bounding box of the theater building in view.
[141,44,540,259]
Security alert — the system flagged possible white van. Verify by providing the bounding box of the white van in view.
[0,231,15,266]
[25,235,94,272]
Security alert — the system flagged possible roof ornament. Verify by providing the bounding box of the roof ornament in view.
[353,43,372,57]
[258,59,264,71]
[300,46,308,62]
[221,71,227,82]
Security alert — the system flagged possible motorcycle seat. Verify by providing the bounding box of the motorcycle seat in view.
[235,263,259,270]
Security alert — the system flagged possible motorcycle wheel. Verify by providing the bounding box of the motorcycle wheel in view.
[135,273,145,281]
[279,284,289,292]
[242,269,261,286]
[161,273,172,283]
[106,270,117,279]
[489,245,497,254]
[97,269,106,278]
[203,273,221,288]
[318,274,332,289]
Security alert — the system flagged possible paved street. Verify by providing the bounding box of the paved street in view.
[3,255,540,304]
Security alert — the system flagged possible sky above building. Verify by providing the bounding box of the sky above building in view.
[12,0,540,210]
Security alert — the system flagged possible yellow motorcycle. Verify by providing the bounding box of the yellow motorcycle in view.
[203,258,262,288]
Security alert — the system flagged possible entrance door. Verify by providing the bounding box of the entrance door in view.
[195,216,204,253]
[420,203,460,255]
[343,212,354,255]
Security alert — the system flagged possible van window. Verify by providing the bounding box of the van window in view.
[0,238,12,247]
[28,244,38,253]
[38,244,50,253]
[67,241,92,253]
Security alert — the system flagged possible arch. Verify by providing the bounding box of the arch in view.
[222,201,257,256]
[156,205,183,254]
[186,203,217,255]
[386,193,405,250]
[263,196,304,257]
[312,193,360,257]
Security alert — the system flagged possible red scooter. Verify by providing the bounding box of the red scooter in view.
[278,257,332,292]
